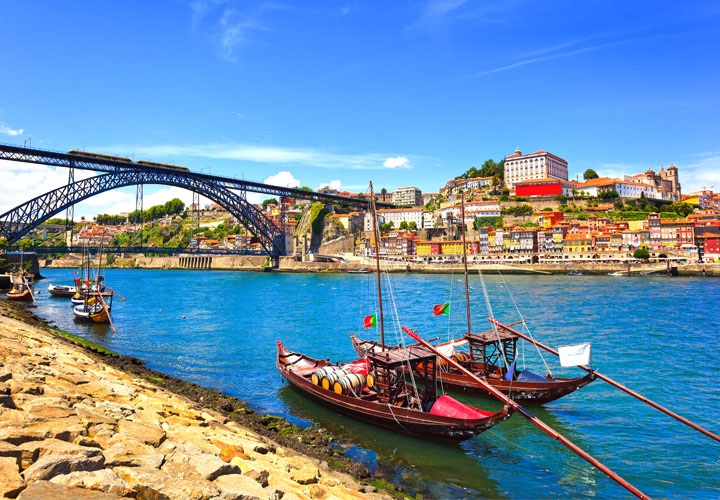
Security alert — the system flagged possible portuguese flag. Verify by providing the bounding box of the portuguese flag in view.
[433,303,450,316]
[363,314,377,328]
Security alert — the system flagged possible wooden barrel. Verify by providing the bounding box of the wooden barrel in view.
[311,366,341,386]
[452,351,470,364]
[366,370,376,388]
[321,369,350,390]
[333,373,367,395]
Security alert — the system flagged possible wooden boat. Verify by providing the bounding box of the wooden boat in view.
[278,182,511,442]
[73,296,110,323]
[352,195,595,405]
[70,241,122,331]
[351,323,596,404]
[6,283,34,301]
[276,341,511,442]
[6,271,34,301]
[48,283,79,297]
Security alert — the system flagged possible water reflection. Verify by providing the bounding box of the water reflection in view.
[278,384,504,499]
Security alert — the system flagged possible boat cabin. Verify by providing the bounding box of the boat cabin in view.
[464,328,519,377]
[367,345,439,410]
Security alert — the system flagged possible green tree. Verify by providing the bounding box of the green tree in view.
[262,198,279,209]
[633,248,650,260]
[599,189,619,200]
[583,169,599,180]
[667,202,693,217]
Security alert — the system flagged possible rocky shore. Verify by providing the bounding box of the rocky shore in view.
[0,301,393,499]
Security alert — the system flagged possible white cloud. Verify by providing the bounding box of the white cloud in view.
[0,122,24,136]
[263,171,300,188]
[681,152,720,193]
[104,142,405,171]
[0,160,90,215]
[383,156,411,169]
[318,180,343,191]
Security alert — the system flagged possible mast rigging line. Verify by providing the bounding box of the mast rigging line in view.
[487,318,720,445]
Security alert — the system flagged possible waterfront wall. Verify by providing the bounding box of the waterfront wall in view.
[39,254,720,276]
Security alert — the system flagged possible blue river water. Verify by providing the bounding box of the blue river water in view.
[29,268,720,499]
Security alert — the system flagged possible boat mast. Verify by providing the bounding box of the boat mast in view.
[369,182,385,348]
[460,194,472,334]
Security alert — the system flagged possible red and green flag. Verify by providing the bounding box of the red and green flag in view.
[363,314,377,328]
[433,303,450,316]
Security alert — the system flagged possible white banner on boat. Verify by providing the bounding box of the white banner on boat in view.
[558,343,592,367]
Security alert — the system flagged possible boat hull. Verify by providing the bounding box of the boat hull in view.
[277,343,510,443]
[73,304,109,323]
[432,370,596,405]
[48,284,78,297]
[7,289,33,301]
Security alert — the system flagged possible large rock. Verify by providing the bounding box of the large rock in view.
[102,440,165,469]
[16,480,123,499]
[0,439,23,467]
[163,440,240,481]
[0,456,25,498]
[214,473,268,500]
[21,442,105,482]
[50,469,134,497]
[117,419,165,447]
[114,465,221,499]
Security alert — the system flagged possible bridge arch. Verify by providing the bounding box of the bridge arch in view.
[0,169,285,254]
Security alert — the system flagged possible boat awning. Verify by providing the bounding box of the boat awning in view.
[368,345,437,369]
[465,328,518,345]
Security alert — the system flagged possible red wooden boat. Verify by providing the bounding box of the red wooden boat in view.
[351,321,596,405]
[6,271,34,301]
[276,341,511,442]
[6,283,34,301]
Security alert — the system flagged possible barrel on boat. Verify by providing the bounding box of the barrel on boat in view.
[321,369,351,390]
[311,366,342,386]
[333,373,367,395]
[452,351,470,364]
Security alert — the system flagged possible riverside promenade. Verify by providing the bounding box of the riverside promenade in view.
[0,301,392,499]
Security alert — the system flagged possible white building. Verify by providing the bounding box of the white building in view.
[504,148,568,190]
[392,186,422,206]
[579,177,661,199]
[364,207,425,231]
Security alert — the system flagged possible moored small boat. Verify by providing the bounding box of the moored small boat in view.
[277,341,511,442]
[48,283,78,297]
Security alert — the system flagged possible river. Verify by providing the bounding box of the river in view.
[30,268,720,499]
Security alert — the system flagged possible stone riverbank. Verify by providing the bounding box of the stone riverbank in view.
[0,301,393,499]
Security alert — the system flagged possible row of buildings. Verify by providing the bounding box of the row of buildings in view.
[359,210,720,262]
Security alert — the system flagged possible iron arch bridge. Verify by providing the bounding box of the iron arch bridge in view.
[0,143,393,256]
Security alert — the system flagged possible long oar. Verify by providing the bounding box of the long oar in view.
[403,326,649,500]
[488,318,720,444]
[97,293,116,334]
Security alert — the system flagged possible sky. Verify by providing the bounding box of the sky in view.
[1,0,719,220]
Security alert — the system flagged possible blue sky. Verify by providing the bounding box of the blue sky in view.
[1,1,719,219]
